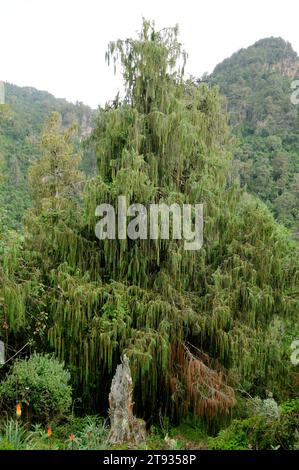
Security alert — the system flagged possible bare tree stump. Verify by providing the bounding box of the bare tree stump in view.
[108,355,146,445]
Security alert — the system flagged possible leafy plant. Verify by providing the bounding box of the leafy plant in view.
[65,416,108,450]
[0,419,27,450]
[208,398,299,450]
[0,353,72,422]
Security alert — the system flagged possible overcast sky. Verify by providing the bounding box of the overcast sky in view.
[1,0,298,108]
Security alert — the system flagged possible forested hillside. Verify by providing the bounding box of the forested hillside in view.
[2,38,299,235]
[0,23,298,450]
[0,84,95,230]
[210,37,299,236]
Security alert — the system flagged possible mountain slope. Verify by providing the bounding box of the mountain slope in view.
[209,37,299,236]
[1,38,299,234]
[0,83,95,229]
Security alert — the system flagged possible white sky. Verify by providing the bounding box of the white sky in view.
[1,0,298,108]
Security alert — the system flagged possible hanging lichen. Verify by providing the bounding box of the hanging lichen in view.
[1,19,299,422]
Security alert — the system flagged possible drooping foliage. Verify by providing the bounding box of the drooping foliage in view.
[1,21,298,423]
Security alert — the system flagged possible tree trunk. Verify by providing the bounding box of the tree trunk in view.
[108,355,146,445]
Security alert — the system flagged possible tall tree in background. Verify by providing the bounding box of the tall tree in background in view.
[28,112,83,211]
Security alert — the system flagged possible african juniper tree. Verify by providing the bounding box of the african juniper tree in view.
[1,20,298,422]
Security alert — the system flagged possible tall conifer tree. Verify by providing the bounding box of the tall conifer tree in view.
[1,20,298,421]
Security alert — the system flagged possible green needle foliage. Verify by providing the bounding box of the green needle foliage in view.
[1,20,298,424]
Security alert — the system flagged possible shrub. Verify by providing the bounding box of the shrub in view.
[208,419,250,450]
[208,399,299,450]
[249,397,280,420]
[0,353,72,422]
[280,398,299,415]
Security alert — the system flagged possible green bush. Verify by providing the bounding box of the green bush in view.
[0,353,72,422]
[280,398,299,415]
[208,419,250,450]
[208,399,299,450]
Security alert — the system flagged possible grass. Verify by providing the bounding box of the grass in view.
[0,415,211,450]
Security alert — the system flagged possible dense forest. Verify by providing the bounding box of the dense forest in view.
[210,37,299,237]
[0,21,298,450]
[0,84,95,231]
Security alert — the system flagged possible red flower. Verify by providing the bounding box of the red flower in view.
[16,403,22,418]
[47,427,52,438]
[70,433,75,442]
